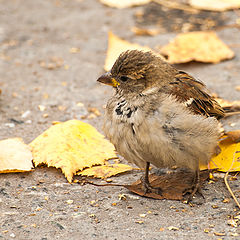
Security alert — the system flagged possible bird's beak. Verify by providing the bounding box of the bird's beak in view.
[97,72,120,88]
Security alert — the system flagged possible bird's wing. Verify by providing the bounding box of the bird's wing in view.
[165,70,224,119]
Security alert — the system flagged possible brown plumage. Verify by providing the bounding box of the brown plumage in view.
[97,50,223,200]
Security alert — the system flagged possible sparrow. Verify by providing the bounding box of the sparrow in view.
[97,50,224,200]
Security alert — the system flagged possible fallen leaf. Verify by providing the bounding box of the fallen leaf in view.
[230,233,239,237]
[215,97,240,112]
[30,120,117,182]
[225,130,240,143]
[125,168,209,200]
[222,198,230,203]
[99,0,150,8]
[66,200,73,204]
[69,47,80,53]
[209,131,240,172]
[118,194,127,200]
[0,138,33,173]
[78,163,133,179]
[161,31,234,64]
[189,0,240,11]
[168,226,179,231]
[104,32,154,71]
[227,219,238,227]
[38,105,46,112]
[131,27,160,36]
[135,220,144,224]
[214,232,226,236]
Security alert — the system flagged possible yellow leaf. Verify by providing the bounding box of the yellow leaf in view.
[29,120,117,182]
[210,135,240,172]
[104,32,154,71]
[78,163,133,179]
[201,131,240,171]
[189,0,240,11]
[99,0,150,8]
[161,31,234,64]
[0,138,33,173]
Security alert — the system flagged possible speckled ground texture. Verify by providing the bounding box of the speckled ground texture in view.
[0,0,240,239]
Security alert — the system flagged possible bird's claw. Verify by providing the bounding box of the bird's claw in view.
[140,176,162,196]
[183,183,205,203]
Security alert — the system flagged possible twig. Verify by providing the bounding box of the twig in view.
[224,111,240,118]
[224,172,240,209]
[224,146,240,209]
[77,179,126,187]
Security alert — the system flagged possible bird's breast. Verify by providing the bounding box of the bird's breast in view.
[103,97,147,168]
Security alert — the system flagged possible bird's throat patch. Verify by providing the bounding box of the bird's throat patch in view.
[115,100,138,119]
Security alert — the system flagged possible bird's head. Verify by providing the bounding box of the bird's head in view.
[97,50,175,94]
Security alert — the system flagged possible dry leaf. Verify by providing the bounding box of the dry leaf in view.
[125,169,209,200]
[99,0,150,8]
[30,120,117,182]
[104,32,153,71]
[69,47,80,53]
[215,97,240,112]
[161,31,234,64]
[78,164,133,179]
[131,27,160,36]
[225,130,240,143]
[214,232,226,236]
[0,138,33,173]
[189,0,240,11]
[209,132,240,172]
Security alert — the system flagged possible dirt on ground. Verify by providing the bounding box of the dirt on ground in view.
[0,0,240,239]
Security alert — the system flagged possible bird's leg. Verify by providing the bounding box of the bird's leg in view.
[142,162,151,191]
[187,169,204,202]
[141,162,162,195]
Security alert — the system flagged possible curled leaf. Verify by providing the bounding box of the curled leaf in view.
[125,169,209,200]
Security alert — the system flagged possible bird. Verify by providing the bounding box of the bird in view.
[97,50,224,200]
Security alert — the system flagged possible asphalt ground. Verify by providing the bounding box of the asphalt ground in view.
[0,1,240,239]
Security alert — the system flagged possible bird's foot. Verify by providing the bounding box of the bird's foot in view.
[183,186,204,203]
[140,176,162,196]
[183,171,205,203]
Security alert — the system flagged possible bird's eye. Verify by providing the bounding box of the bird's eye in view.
[120,76,129,82]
